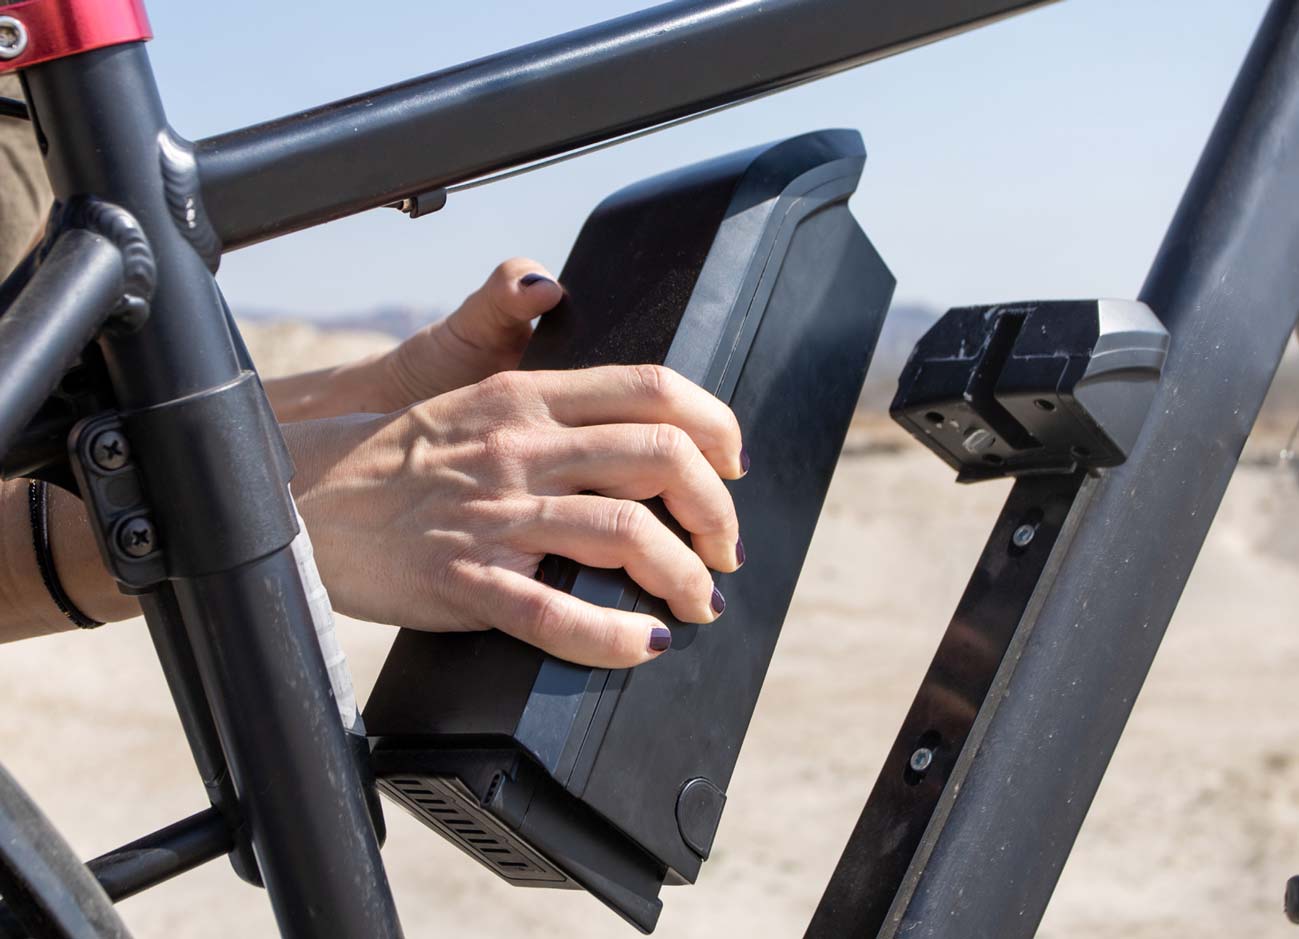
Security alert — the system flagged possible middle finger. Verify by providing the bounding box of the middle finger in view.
[533,422,742,573]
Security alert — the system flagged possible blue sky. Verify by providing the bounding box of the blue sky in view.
[144,0,1271,318]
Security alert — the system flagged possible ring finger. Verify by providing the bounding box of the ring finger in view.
[533,423,742,573]
[515,495,722,624]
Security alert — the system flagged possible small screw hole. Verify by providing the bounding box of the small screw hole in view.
[925,411,945,427]
[1034,399,1056,411]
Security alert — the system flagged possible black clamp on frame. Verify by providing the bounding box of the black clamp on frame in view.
[67,371,296,589]
[67,412,166,589]
[890,299,1169,482]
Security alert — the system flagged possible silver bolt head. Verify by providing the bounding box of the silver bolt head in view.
[962,427,996,455]
[90,430,130,471]
[117,517,157,559]
[0,16,28,59]
[1012,523,1038,548]
[908,747,934,773]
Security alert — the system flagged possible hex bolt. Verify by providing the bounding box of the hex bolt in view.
[908,747,934,774]
[0,16,28,60]
[117,517,157,559]
[1012,523,1038,549]
[90,430,130,472]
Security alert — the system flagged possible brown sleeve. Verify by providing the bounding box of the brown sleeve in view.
[0,81,136,638]
[0,73,52,278]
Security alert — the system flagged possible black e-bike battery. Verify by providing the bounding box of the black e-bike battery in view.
[364,129,894,932]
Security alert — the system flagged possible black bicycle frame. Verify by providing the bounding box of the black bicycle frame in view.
[195,0,1053,249]
[0,0,1295,936]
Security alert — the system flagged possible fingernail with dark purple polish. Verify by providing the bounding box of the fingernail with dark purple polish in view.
[735,537,746,567]
[519,273,555,288]
[740,447,751,475]
[711,587,726,616]
[648,626,673,653]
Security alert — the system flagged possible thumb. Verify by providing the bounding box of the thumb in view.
[451,258,563,350]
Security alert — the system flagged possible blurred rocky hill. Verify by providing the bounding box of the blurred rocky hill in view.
[236,302,1298,453]
[236,300,943,404]
[237,318,397,380]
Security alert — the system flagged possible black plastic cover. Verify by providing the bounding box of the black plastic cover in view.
[121,370,297,576]
[891,300,1168,482]
[365,129,894,932]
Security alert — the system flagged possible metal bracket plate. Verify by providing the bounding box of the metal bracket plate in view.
[891,299,1168,482]
[67,413,164,590]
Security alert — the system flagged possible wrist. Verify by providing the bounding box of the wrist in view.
[47,485,140,624]
[0,479,138,640]
[264,351,405,422]
[324,351,408,415]
[282,412,401,615]
[283,411,394,507]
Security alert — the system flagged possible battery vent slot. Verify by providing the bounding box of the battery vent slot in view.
[380,775,572,887]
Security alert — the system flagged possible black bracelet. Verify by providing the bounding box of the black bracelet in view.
[27,480,103,629]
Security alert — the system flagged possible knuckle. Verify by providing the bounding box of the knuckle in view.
[474,494,531,529]
[699,494,738,534]
[575,607,636,664]
[479,369,526,400]
[480,427,522,464]
[723,405,742,442]
[479,371,550,424]
[601,621,640,665]
[527,494,556,529]
[522,590,578,644]
[691,564,715,598]
[632,363,676,403]
[491,259,520,285]
[610,500,652,544]
[680,576,711,613]
[483,266,520,319]
[519,581,641,665]
[437,556,484,617]
[650,422,690,464]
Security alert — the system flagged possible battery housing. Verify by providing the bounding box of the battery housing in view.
[364,129,894,932]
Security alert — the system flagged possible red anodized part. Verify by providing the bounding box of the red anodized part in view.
[0,0,152,74]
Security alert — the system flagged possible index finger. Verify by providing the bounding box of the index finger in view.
[459,564,674,669]
[524,364,747,480]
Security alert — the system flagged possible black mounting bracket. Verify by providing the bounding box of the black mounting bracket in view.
[67,413,166,590]
[890,299,1169,482]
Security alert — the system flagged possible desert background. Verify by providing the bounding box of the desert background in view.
[0,311,1294,938]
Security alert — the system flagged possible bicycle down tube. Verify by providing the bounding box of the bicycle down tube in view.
[17,40,405,939]
[810,0,1299,934]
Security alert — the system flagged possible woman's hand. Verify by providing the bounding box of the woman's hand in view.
[381,258,563,405]
[266,259,563,422]
[285,364,746,668]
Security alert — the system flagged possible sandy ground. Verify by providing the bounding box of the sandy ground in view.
[1,326,1296,938]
